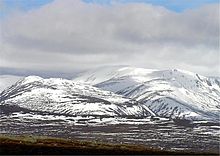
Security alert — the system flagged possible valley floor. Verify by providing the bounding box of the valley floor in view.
[0,114,219,155]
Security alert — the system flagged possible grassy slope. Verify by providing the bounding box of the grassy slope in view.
[0,134,218,155]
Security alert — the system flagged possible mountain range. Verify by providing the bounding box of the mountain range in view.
[0,66,219,121]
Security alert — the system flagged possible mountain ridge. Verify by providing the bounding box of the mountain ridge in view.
[73,66,220,121]
[0,76,154,117]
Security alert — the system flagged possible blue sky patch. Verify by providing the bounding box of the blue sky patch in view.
[0,0,53,18]
[83,0,219,12]
[0,0,219,18]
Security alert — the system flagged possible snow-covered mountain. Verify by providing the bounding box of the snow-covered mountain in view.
[0,76,154,117]
[0,75,23,92]
[1,66,219,121]
[74,66,220,121]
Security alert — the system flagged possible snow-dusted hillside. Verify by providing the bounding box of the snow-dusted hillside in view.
[0,76,154,117]
[0,75,23,92]
[74,66,220,121]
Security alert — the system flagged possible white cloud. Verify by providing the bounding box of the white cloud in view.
[0,0,219,76]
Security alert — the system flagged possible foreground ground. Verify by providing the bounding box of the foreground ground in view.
[0,134,218,155]
[1,114,219,155]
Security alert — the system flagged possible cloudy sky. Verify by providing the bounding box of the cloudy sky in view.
[0,0,219,77]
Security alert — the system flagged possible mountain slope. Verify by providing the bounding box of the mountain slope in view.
[0,76,154,117]
[0,75,23,92]
[74,66,220,121]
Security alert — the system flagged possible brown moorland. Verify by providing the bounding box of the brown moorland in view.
[0,134,218,155]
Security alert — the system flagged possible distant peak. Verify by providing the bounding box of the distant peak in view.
[22,76,43,84]
[172,68,198,76]
[117,66,158,73]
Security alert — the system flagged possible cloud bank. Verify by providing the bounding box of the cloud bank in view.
[0,0,219,76]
